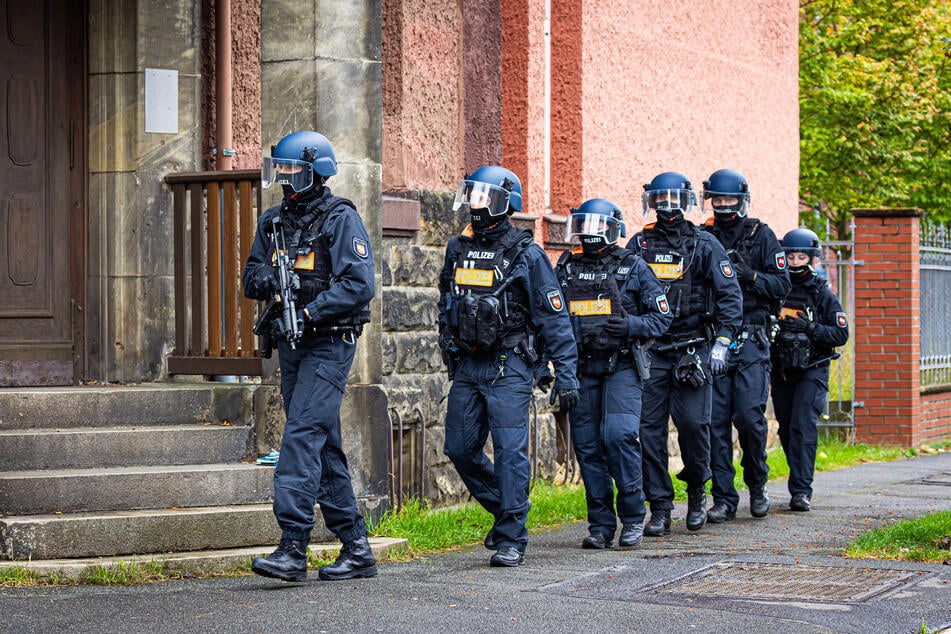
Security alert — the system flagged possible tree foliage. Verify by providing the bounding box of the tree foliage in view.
[799,0,951,239]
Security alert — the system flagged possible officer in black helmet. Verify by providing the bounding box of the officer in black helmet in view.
[438,165,579,567]
[243,130,376,583]
[701,169,790,523]
[626,171,743,535]
[772,228,849,512]
[555,198,672,550]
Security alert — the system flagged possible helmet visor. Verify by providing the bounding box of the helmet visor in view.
[702,190,749,217]
[566,213,621,244]
[262,157,314,192]
[453,180,511,217]
[641,189,698,217]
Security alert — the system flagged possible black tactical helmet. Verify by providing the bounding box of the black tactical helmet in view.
[781,227,821,257]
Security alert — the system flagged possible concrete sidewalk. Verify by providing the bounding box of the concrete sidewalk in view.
[3,452,950,633]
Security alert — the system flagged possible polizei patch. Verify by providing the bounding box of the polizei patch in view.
[775,252,787,269]
[836,312,848,328]
[352,237,369,258]
[547,289,564,311]
[719,260,735,278]
[656,294,670,315]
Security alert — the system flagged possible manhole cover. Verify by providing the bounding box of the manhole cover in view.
[643,561,919,603]
[920,472,951,486]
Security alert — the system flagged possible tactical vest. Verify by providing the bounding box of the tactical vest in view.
[705,217,779,319]
[636,225,709,337]
[267,194,371,329]
[448,226,533,352]
[558,247,637,356]
[775,280,820,370]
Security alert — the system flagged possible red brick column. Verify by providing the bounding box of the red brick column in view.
[851,208,922,446]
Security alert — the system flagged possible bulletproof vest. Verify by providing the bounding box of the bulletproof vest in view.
[449,226,533,352]
[636,225,708,335]
[775,280,820,370]
[268,194,371,328]
[559,247,637,356]
[721,218,779,317]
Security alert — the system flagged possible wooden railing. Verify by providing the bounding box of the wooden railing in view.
[164,169,270,376]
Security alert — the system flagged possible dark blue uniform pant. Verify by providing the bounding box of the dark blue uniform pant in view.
[571,359,646,539]
[710,330,771,511]
[444,351,533,552]
[272,335,366,544]
[639,343,713,511]
[771,365,829,498]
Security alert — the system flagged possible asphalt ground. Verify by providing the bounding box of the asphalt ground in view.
[2,452,950,634]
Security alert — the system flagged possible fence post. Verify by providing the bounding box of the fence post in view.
[851,208,922,446]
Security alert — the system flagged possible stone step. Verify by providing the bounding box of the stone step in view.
[0,504,331,560]
[0,384,255,430]
[0,537,409,582]
[0,424,251,470]
[0,464,275,515]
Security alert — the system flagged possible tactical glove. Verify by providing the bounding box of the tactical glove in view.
[709,337,730,376]
[549,388,580,413]
[729,251,756,284]
[252,264,280,296]
[603,311,629,339]
[783,316,816,334]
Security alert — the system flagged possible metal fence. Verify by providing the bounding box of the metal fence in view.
[817,234,857,439]
[920,219,951,387]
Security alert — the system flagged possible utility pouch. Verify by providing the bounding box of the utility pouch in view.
[778,331,812,370]
[458,294,503,350]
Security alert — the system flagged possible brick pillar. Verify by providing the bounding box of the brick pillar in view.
[851,208,922,446]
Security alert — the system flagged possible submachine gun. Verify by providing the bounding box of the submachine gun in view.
[253,215,304,357]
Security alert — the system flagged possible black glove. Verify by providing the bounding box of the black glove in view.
[549,387,579,412]
[729,251,756,284]
[534,365,554,393]
[783,316,816,334]
[251,264,280,296]
[603,310,629,339]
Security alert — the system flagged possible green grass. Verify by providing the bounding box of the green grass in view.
[845,510,951,563]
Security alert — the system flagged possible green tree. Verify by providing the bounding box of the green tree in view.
[799,0,951,239]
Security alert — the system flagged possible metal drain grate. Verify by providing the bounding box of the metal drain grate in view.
[644,561,919,603]
[920,472,951,486]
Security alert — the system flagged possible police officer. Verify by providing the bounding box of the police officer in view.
[772,228,849,512]
[555,199,672,549]
[243,131,376,582]
[701,169,790,523]
[438,165,579,567]
[626,172,743,535]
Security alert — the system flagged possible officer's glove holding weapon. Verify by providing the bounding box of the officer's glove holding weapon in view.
[250,264,281,296]
[782,316,816,335]
[709,336,730,376]
[727,249,756,285]
[252,215,304,356]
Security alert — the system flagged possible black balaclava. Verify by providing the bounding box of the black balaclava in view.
[472,216,512,242]
[282,179,323,210]
[580,235,610,257]
[787,252,813,284]
[470,208,505,232]
[713,210,745,249]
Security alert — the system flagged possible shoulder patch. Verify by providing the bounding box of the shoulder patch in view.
[836,311,848,328]
[352,237,369,258]
[775,252,787,269]
[547,289,564,312]
[704,216,715,226]
[571,245,584,255]
[656,294,670,315]
[719,260,735,278]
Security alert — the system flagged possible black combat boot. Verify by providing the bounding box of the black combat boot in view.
[643,509,671,537]
[251,537,309,582]
[750,488,770,518]
[317,536,378,580]
[685,486,707,531]
[706,502,736,524]
[789,493,811,512]
[618,523,644,548]
[581,533,612,549]
[490,546,525,567]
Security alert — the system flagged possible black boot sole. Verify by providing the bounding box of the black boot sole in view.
[317,564,379,581]
[251,559,307,582]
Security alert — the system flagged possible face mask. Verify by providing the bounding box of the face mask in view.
[281,184,298,199]
[788,264,812,281]
[470,208,499,231]
[655,203,684,225]
[713,208,741,227]
[580,235,609,256]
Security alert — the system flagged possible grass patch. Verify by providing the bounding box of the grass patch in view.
[845,510,951,563]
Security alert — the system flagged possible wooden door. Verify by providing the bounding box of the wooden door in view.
[0,0,86,386]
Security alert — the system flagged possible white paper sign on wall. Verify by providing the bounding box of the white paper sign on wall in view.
[145,68,178,134]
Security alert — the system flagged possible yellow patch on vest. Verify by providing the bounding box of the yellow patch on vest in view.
[780,306,804,319]
[569,298,612,316]
[648,261,684,280]
[455,267,494,287]
[294,252,315,270]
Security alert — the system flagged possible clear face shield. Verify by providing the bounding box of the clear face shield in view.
[641,189,698,217]
[702,191,749,217]
[452,180,512,217]
[565,213,622,244]
[262,157,315,192]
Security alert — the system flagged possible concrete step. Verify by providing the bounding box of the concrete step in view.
[0,464,275,515]
[0,537,409,582]
[0,504,334,560]
[0,384,255,430]
[0,424,251,470]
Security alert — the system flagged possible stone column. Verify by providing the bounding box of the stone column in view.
[851,208,922,445]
